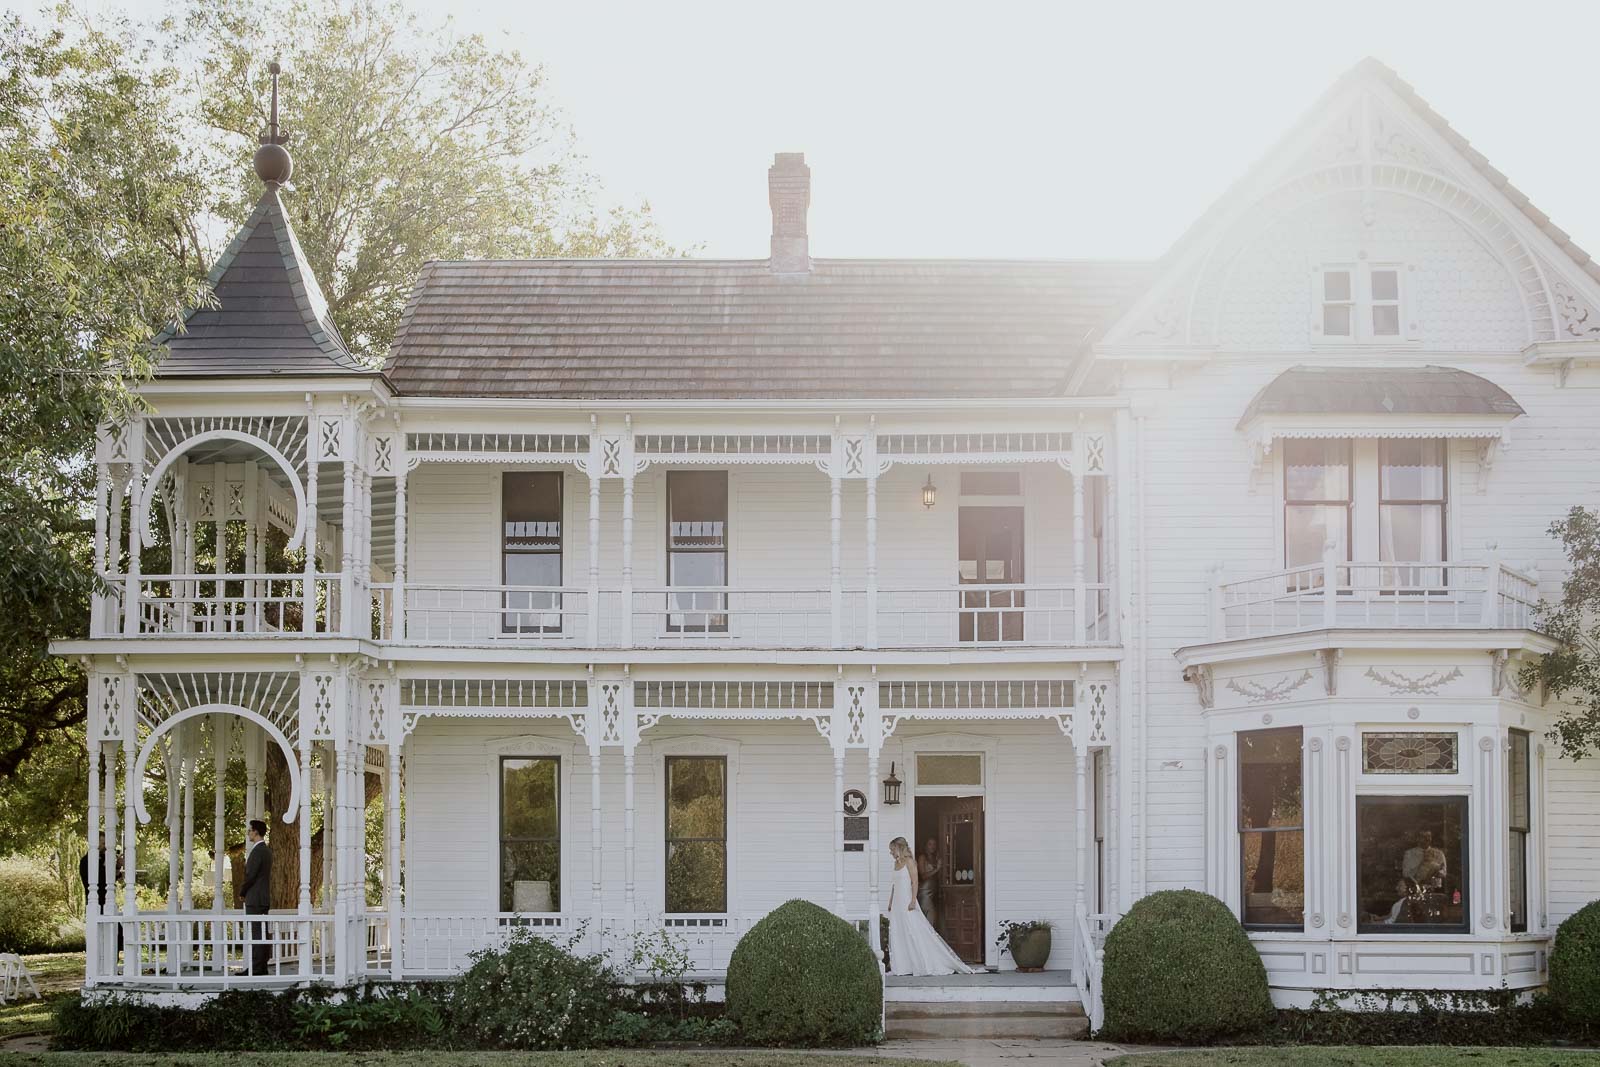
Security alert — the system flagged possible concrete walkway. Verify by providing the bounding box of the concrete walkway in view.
[846,1038,1141,1066]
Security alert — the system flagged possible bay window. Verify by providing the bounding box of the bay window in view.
[1357,795,1467,933]
[1238,728,1305,929]
[1509,729,1531,933]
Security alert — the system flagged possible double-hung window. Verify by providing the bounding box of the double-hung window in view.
[665,756,728,913]
[1379,439,1448,590]
[1238,728,1305,929]
[1509,729,1531,933]
[1284,440,1351,586]
[1283,438,1448,591]
[1317,264,1406,343]
[502,472,562,633]
[667,471,729,632]
[500,756,560,912]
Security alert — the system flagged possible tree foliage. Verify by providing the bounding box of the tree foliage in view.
[175,0,678,359]
[1523,506,1600,759]
[0,11,210,787]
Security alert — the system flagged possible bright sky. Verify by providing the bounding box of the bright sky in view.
[41,0,1600,261]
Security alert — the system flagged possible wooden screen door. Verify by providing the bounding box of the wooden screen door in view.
[939,796,985,964]
[959,506,1024,642]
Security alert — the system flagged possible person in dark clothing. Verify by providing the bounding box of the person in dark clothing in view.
[78,833,123,951]
[240,820,273,975]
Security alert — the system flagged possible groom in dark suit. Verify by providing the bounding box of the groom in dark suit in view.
[240,820,273,975]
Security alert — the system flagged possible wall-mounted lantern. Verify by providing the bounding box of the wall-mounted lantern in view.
[921,475,937,509]
[882,762,902,806]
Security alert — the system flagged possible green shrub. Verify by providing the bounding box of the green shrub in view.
[1551,898,1600,1026]
[725,898,881,1046]
[451,928,621,1049]
[0,856,69,953]
[54,989,299,1051]
[1101,888,1274,1042]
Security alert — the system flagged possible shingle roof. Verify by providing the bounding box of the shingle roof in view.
[383,258,1155,399]
[1238,365,1526,427]
[156,188,368,376]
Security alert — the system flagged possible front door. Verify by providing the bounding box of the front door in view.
[959,505,1024,642]
[938,796,985,964]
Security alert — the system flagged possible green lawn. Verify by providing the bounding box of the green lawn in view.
[0,954,82,1041]
[1111,1051,1600,1067]
[0,1056,953,1067]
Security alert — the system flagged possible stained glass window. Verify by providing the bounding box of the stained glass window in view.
[1362,732,1458,774]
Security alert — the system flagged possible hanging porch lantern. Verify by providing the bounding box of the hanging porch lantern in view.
[921,475,937,509]
[882,762,902,806]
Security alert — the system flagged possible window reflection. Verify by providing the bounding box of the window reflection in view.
[1357,796,1467,933]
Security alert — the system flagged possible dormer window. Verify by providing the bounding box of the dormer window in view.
[1316,263,1406,343]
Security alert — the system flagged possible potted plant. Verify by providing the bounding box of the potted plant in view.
[996,919,1053,972]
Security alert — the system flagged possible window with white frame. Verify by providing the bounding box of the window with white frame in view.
[1509,729,1531,933]
[1315,263,1406,343]
[1282,438,1447,578]
[1238,727,1305,930]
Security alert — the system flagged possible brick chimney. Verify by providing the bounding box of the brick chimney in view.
[768,152,811,274]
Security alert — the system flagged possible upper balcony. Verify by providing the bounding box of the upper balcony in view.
[82,409,1124,656]
[1209,555,1541,644]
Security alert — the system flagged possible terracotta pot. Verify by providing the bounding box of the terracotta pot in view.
[1008,925,1052,971]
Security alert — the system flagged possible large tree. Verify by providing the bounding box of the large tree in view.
[0,12,210,785]
[176,0,677,360]
[1522,506,1600,759]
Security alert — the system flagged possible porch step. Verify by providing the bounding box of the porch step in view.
[885,999,1088,1040]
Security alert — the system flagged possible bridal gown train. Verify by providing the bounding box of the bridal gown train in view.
[885,864,976,976]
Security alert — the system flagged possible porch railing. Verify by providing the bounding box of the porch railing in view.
[1212,558,1540,642]
[399,912,572,975]
[100,573,343,637]
[1073,906,1115,1033]
[90,913,336,988]
[374,581,1116,650]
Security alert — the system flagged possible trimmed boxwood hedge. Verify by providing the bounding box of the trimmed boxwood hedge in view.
[1550,898,1600,1027]
[725,899,881,1046]
[1101,888,1274,1042]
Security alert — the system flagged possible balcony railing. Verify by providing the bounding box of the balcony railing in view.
[375,581,1116,649]
[100,573,344,636]
[1212,558,1539,642]
[100,573,1118,650]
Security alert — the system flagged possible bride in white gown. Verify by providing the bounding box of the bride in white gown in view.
[884,837,976,976]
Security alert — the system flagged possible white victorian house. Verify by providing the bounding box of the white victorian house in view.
[55,60,1600,1024]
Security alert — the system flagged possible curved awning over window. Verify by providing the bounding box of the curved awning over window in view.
[1238,365,1524,429]
[1237,366,1525,481]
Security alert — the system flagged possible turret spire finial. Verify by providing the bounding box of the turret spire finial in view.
[253,59,294,186]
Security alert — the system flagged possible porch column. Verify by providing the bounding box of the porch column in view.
[587,466,601,647]
[121,730,137,979]
[181,724,196,909]
[865,475,879,650]
[302,407,320,634]
[621,472,635,648]
[388,744,404,978]
[623,744,637,935]
[341,430,357,636]
[123,461,143,636]
[85,734,101,984]
[331,730,354,983]
[1074,745,1088,917]
[214,463,227,623]
[1071,464,1087,645]
[833,752,846,914]
[867,750,881,949]
[322,744,335,908]
[102,740,119,973]
[830,473,842,648]
[298,736,314,919]
[393,465,408,642]
[213,717,227,915]
[589,745,603,949]
[108,472,125,587]
[91,464,108,633]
